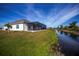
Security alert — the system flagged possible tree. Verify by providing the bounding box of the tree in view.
[4,23,12,30]
[68,21,78,31]
[59,25,63,30]
[63,26,68,30]
[69,21,77,28]
[57,26,60,29]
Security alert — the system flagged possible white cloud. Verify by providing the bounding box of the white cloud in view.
[52,5,79,27]
[3,4,79,28]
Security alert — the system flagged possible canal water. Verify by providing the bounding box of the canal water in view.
[56,30,79,56]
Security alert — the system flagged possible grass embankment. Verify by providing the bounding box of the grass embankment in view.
[0,29,58,56]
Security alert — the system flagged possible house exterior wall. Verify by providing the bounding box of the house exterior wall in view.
[3,24,28,31]
[10,24,23,31]
[23,24,28,31]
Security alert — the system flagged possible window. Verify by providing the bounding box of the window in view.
[16,24,19,29]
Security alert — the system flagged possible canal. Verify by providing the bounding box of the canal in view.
[56,30,79,56]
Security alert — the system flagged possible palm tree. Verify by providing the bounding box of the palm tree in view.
[4,23,12,30]
[69,21,77,27]
[59,25,63,30]
[69,21,78,31]
[63,26,68,30]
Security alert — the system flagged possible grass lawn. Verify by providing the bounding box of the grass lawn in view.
[0,29,58,56]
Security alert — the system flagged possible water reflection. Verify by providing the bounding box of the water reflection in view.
[60,31,63,34]
[59,30,78,39]
[70,34,79,40]
[56,30,79,56]
[63,32,68,36]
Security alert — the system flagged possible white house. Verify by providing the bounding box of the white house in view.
[3,19,46,31]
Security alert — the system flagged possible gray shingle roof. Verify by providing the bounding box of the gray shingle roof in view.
[9,19,46,27]
[10,19,30,25]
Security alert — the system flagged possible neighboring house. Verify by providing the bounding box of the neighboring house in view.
[3,19,46,31]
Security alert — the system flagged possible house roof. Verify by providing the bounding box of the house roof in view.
[27,22,46,27]
[9,19,46,27]
[10,19,30,25]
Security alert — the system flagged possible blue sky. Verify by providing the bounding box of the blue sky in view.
[0,3,79,28]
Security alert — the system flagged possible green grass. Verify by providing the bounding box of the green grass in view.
[0,29,58,56]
